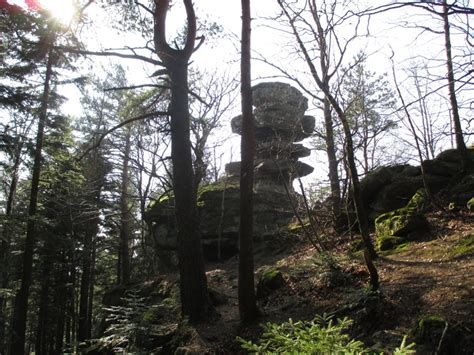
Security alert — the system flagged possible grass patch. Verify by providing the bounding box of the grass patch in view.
[449,234,474,258]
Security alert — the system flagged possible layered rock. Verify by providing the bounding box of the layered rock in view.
[144,82,315,261]
[359,148,474,221]
[227,82,314,194]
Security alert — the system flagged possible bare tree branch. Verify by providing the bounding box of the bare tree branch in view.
[77,110,169,160]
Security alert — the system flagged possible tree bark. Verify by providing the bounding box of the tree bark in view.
[78,220,98,342]
[0,143,21,354]
[119,130,132,285]
[9,45,54,355]
[442,0,469,170]
[323,98,342,229]
[35,246,52,355]
[153,0,213,323]
[238,0,258,324]
[87,236,96,339]
[329,96,378,262]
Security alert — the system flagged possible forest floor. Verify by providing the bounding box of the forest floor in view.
[189,210,474,354]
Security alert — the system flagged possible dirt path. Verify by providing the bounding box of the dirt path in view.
[376,234,474,348]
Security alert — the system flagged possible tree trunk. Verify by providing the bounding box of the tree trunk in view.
[323,98,342,229]
[238,0,258,324]
[153,0,214,323]
[78,220,97,342]
[35,249,52,355]
[9,46,54,355]
[442,0,469,170]
[53,253,68,354]
[169,62,213,323]
[0,144,21,354]
[337,107,377,260]
[119,131,132,285]
[87,236,96,339]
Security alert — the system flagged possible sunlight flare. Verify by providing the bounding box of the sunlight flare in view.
[38,0,76,24]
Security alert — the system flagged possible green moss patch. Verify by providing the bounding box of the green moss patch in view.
[256,268,287,298]
[376,235,405,251]
[449,234,474,258]
[197,181,239,198]
[467,197,474,211]
[375,189,429,249]
[287,219,310,232]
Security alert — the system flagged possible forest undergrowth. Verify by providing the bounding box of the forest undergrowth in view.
[193,209,474,354]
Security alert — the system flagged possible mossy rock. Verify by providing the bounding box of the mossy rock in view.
[376,235,405,251]
[412,315,462,354]
[414,315,447,344]
[375,210,428,240]
[467,197,474,211]
[256,268,286,299]
[375,189,429,243]
[349,239,365,252]
[406,188,428,213]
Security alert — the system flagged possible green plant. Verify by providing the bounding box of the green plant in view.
[237,315,366,354]
[238,315,416,354]
[86,290,147,351]
[393,336,416,354]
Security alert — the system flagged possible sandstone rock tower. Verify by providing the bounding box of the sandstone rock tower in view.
[145,82,315,261]
[226,82,314,194]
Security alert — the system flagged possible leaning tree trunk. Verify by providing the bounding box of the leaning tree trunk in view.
[238,0,258,324]
[279,0,378,265]
[153,0,214,323]
[328,96,379,290]
[9,45,54,355]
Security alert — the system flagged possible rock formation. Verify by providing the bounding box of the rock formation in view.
[359,148,474,221]
[227,82,314,194]
[144,82,315,261]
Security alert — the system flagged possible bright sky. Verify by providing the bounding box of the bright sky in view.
[4,0,472,186]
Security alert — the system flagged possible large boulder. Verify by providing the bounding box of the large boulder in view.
[359,148,474,221]
[375,189,430,249]
[252,82,308,110]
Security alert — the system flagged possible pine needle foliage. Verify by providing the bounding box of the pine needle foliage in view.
[238,315,415,354]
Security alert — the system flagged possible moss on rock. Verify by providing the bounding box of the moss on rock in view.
[256,268,286,299]
[375,189,429,247]
[376,235,406,251]
[467,197,474,211]
[415,315,446,343]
